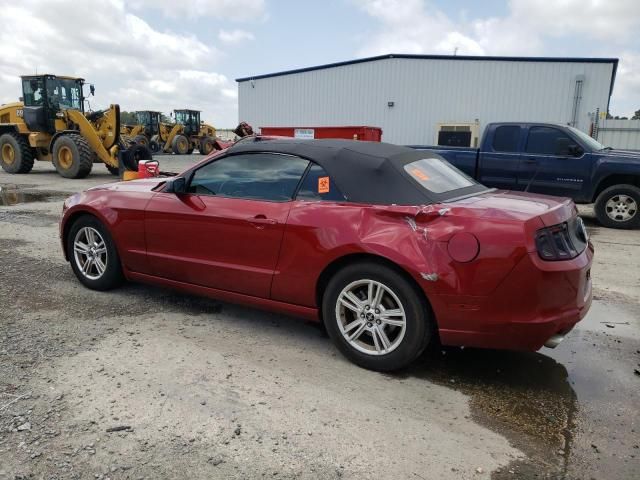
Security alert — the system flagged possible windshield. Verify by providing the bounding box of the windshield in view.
[404,158,476,194]
[137,111,150,124]
[567,126,606,151]
[47,78,82,111]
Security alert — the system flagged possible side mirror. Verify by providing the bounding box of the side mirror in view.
[568,144,583,156]
[90,84,95,96]
[167,177,187,194]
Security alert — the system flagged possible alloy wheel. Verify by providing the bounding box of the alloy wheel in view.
[335,279,407,356]
[73,226,108,280]
[605,194,637,222]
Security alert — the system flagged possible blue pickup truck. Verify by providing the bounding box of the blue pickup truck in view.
[412,122,640,229]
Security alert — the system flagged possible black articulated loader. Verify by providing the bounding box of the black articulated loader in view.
[0,74,151,179]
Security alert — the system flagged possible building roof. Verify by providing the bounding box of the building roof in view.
[236,53,619,96]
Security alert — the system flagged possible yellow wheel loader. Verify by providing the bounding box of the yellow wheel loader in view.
[121,110,162,153]
[0,74,151,179]
[160,109,219,155]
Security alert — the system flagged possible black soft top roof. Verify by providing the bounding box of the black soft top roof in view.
[227,138,486,204]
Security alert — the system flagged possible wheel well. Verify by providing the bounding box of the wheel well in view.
[50,130,80,151]
[593,175,640,202]
[0,125,19,136]
[315,253,435,325]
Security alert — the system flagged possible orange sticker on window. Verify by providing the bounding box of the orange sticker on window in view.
[318,176,330,194]
[411,168,430,181]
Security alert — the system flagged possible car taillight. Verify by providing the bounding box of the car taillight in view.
[535,221,584,261]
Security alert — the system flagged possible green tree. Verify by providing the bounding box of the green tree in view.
[632,109,640,120]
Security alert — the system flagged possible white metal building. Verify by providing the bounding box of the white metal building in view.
[237,54,618,146]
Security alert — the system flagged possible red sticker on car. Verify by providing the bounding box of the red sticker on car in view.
[318,176,330,193]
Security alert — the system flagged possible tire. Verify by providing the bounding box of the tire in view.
[322,261,432,372]
[52,134,94,179]
[148,139,160,154]
[133,134,148,146]
[0,132,34,174]
[199,136,215,155]
[594,184,640,229]
[105,164,119,176]
[66,215,124,291]
[121,144,152,171]
[171,134,189,155]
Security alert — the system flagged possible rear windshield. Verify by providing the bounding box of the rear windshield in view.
[404,158,476,194]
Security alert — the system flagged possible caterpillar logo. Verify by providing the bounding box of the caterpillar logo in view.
[16,109,23,118]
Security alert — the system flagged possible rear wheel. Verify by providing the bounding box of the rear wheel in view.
[594,184,640,229]
[199,136,216,155]
[0,132,34,174]
[67,215,124,290]
[148,138,160,153]
[52,134,94,179]
[322,261,432,371]
[172,134,189,154]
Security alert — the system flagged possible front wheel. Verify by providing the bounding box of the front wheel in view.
[172,134,190,155]
[322,262,432,371]
[594,184,640,229]
[67,215,124,290]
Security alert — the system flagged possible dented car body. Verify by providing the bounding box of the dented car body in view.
[61,138,593,370]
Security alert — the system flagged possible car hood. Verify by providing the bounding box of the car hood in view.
[87,178,167,193]
[445,190,576,226]
[599,148,640,162]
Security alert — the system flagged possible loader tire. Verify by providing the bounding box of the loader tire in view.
[0,132,34,174]
[199,136,216,155]
[171,134,190,155]
[121,144,152,172]
[133,135,148,147]
[52,134,94,179]
[148,139,160,153]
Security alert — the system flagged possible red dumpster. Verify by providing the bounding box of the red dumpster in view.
[259,126,382,141]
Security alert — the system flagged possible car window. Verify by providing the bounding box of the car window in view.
[525,127,573,155]
[492,126,520,152]
[296,164,346,201]
[188,153,309,201]
[404,158,475,194]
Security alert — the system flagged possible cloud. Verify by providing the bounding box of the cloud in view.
[218,29,255,45]
[129,0,266,21]
[354,0,640,114]
[0,0,241,126]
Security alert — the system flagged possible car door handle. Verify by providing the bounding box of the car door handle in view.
[524,159,538,164]
[248,215,278,228]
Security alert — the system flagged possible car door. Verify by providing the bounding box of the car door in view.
[477,125,522,190]
[518,126,588,197]
[144,152,310,298]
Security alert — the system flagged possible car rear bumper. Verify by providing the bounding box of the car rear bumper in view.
[431,243,594,351]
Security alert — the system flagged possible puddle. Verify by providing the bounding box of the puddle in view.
[0,184,68,206]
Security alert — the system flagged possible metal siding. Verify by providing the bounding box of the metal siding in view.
[238,58,614,145]
[598,120,640,150]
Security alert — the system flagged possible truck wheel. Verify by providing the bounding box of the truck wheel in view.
[133,135,148,147]
[0,132,34,174]
[594,184,640,229]
[200,137,216,155]
[52,134,94,179]
[171,135,190,155]
[148,139,160,153]
[322,261,432,372]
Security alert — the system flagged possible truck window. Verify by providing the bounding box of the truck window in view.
[525,127,573,155]
[492,126,520,152]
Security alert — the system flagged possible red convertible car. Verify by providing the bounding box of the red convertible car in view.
[60,138,593,371]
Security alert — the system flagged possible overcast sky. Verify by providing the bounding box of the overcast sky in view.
[0,0,638,126]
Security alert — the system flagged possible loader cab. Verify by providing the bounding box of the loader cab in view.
[174,109,200,136]
[20,75,85,133]
[136,110,161,136]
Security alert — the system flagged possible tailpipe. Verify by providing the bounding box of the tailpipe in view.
[544,333,565,349]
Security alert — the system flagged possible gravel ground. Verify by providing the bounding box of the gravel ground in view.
[0,156,639,479]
